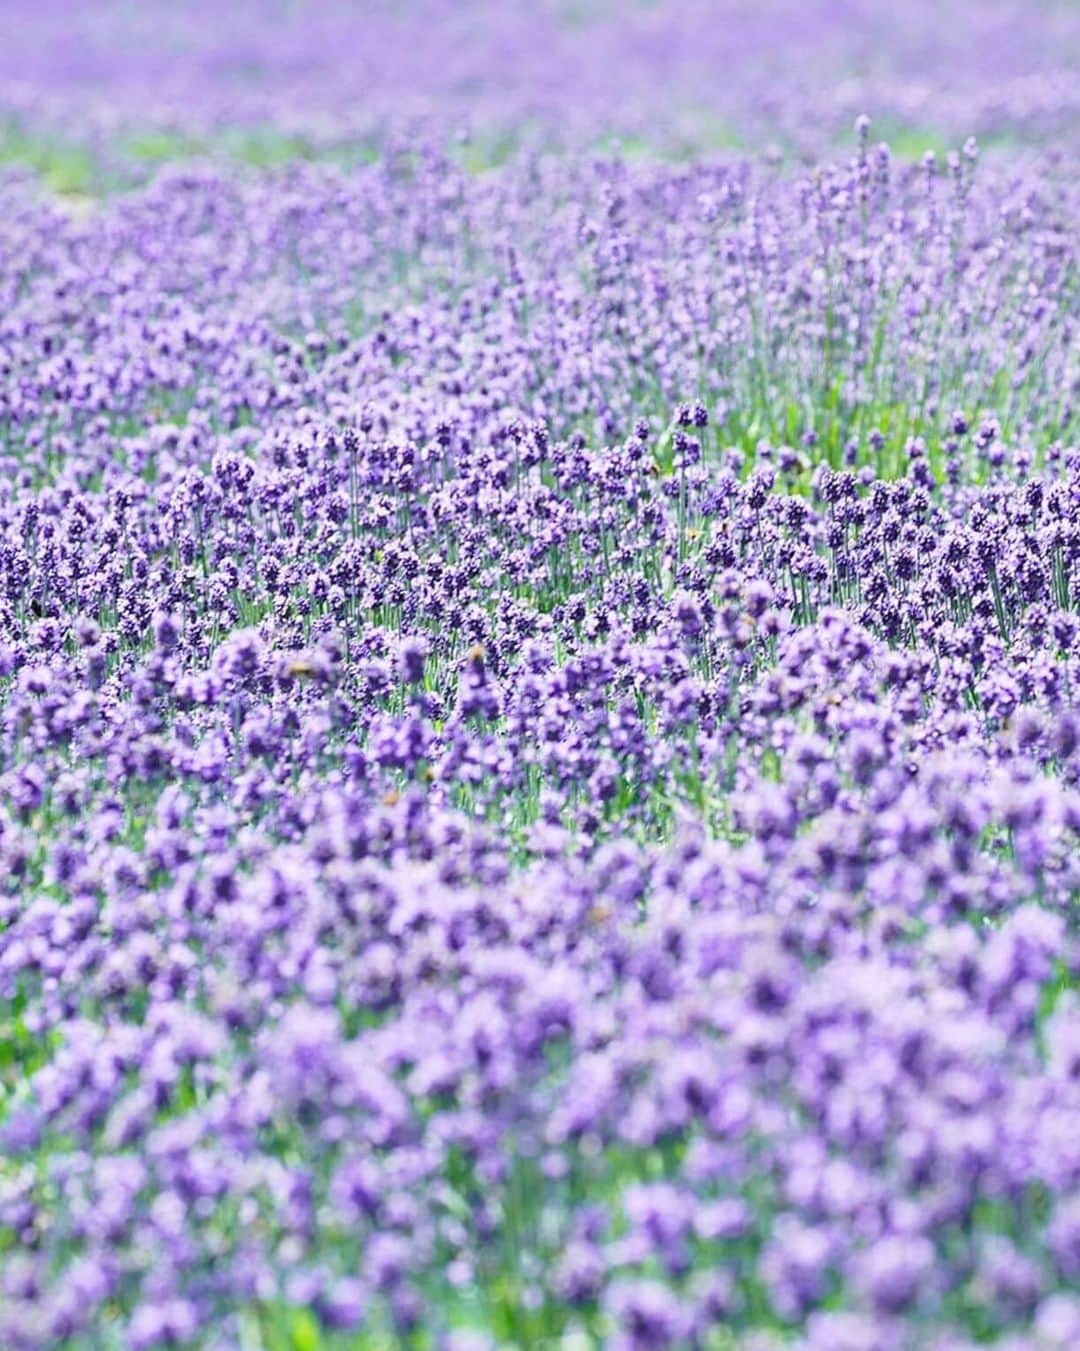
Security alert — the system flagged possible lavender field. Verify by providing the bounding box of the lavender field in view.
[1,2,1079,1347]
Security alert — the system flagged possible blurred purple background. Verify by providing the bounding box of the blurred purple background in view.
[0,1,1078,154]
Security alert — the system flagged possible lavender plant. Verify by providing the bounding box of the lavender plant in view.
[0,3,1078,1349]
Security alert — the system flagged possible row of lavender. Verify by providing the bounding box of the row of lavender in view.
[0,35,1078,1351]
[1,136,1075,476]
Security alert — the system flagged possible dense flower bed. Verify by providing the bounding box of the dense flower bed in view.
[0,3,1079,1348]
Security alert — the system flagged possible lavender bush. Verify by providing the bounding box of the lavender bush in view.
[0,3,1078,1348]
